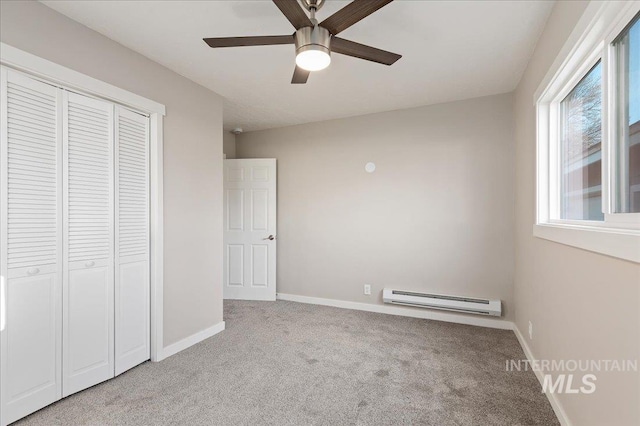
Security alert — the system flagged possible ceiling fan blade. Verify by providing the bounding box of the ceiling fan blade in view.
[291,65,310,84]
[320,0,394,35]
[331,37,401,65]
[203,35,294,48]
[272,0,314,30]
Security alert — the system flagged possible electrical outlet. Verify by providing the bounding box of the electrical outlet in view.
[528,321,533,340]
[364,284,371,295]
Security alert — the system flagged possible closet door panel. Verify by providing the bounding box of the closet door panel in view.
[62,92,114,397]
[1,69,62,426]
[65,264,111,394]
[115,107,150,375]
[117,260,149,364]
[3,274,59,425]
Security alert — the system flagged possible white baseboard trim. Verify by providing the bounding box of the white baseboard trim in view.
[276,293,514,330]
[513,325,571,426]
[158,321,226,361]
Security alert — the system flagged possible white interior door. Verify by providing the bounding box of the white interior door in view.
[114,106,150,375]
[223,159,277,301]
[1,69,63,425]
[62,91,114,396]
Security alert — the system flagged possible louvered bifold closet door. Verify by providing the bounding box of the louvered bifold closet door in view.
[0,69,62,425]
[62,92,114,396]
[114,106,150,375]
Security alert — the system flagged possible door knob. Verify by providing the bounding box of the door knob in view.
[263,235,276,240]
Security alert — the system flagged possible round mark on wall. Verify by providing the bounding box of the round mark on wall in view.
[365,162,376,173]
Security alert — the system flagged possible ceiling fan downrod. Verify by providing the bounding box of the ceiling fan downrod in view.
[300,0,325,20]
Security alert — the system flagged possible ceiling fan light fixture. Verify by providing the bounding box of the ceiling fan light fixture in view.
[295,25,331,72]
[296,47,331,71]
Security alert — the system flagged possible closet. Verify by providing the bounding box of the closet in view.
[0,68,150,425]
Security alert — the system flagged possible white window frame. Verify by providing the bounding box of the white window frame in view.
[535,1,640,263]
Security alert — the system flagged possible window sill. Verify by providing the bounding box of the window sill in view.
[533,223,640,263]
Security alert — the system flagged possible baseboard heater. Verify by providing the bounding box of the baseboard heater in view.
[382,288,502,317]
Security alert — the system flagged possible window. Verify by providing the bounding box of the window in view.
[613,14,640,213]
[535,2,640,263]
[560,62,603,221]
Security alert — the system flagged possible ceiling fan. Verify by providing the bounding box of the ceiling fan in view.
[203,0,401,84]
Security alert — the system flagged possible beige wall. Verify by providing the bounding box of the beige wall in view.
[0,0,225,347]
[223,132,236,159]
[237,93,516,322]
[513,1,640,425]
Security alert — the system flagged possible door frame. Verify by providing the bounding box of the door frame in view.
[0,43,167,363]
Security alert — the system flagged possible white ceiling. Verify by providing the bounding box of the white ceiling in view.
[41,0,554,132]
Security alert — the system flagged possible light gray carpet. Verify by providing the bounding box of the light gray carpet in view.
[16,300,559,425]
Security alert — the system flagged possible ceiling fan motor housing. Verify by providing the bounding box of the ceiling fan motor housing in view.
[295,25,331,58]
